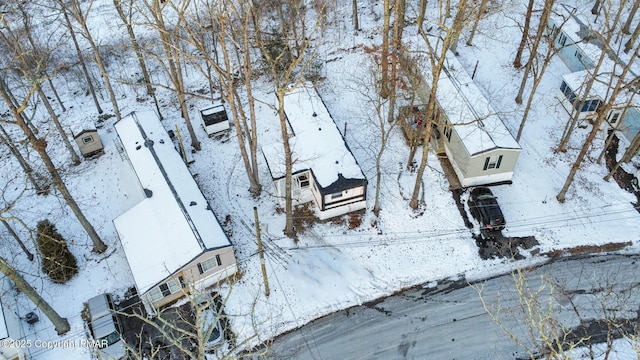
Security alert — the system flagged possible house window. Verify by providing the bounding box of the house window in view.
[330,192,343,199]
[297,174,310,188]
[608,111,621,124]
[444,125,452,142]
[147,287,163,302]
[560,81,577,104]
[197,255,222,274]
[82,135,94,144]
[483,155,503,170]
[151,276,185,300]
[557,33,567,47]
[579,99,600,112]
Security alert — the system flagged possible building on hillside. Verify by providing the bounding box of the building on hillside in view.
[548,5,604,72]
[113,110,238,314]
[0,278,28,360]
[558,68,640,143]
[436,54,522,188]
[261,83,367,220]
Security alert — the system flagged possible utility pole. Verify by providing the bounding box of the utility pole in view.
[254,207,270,297]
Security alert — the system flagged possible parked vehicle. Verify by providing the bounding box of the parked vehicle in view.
[85,294,126,360]
[199,300,224,353]
[468,187,506,231]
[199,103,230,137]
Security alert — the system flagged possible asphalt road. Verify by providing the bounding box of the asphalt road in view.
[264,254,640,360]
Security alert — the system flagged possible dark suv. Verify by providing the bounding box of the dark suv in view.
[469,187,506,231]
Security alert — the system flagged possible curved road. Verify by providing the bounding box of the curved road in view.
[265,254,640,360]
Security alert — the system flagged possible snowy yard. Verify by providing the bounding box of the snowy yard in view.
[1,0,640,359]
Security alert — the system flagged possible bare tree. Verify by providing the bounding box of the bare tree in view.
[56,0,122,120]
[409,0,470,210]
[0,124,45,193]
[252,0,327,237]
[0,75,107,253]
[622,0,640,34]
[178,0,262,196]
[56,1,103,114]
[0,256,70,334]
[465,0,489,46]
[516,1,567,141]
[513,0,535,68]
[137,0,201,151]
[556,2,626,153]
[557,48,637,203]
[0,6,81,164]
[113,0,163,118]
[477,262,640,359]
[515,0,554,105]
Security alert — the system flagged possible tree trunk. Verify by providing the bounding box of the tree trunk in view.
[513,0,535,68]
[558,34,636,201]
[36,85,81,165]
[152,0,200,151]
[623,0,640,34]
[59,6,103,114]
[410,0,469,209]
[1,220,34,261]
[353,0,359,31]
[0,78,107,253]
[625,21,640,53]
[67,0,121,120]
[0,124,43,193]
[515,0,553,104]
[466,0,489,46]
[417,0,428,30]
[113,0,159,113]
[380,0,392,99]
[276,88,295,238]
[0,256,70,334]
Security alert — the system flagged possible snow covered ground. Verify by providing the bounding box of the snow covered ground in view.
[1,0,640,359]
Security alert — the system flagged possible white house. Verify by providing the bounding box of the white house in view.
[0,278,27,360]
[408,51,521,188]
[558,68,640,142]
[261,83,367,220]
[113,110,238,314]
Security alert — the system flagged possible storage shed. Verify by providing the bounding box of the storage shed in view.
[261,83,367,220]
[72,128,104,159]
[113,110,238,314]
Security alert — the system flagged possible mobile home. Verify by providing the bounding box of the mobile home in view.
[437,55,521,187]
[113,110,238,314]
[558,69,640,143]
[0,279,27,360]
[261,83,367,220]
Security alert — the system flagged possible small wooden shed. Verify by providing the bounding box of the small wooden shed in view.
[72,128,104,159]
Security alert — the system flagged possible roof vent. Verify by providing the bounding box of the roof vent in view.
[144,188,153,198]
[190,201,197,206]
[312,112,317,117]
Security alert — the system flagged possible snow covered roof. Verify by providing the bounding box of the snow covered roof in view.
[562,67,640,106]
[261,83,365,188]
[113,110,231,294]
[0,301,7,341]
[550,5,607,64]
[437,53,521,156]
